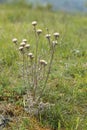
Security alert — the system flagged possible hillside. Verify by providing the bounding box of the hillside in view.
[28,0,87,12]
[0,0,87,12]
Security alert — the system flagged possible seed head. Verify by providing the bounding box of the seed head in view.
[25,44,30,49]
[32,21,37,26]
[12,38,17,44]
[45,34,51,39]
[22,39,27,43]
[20,42,26,47]
[19,46,24,52]
[28,53,33,56]
[40,60,47,66]
[36,29,42,35]
[53,32,59,39]
[52,40,58,47]
[28,53,34,59]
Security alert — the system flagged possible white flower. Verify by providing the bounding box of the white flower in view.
[12,38,17,44]
[19,46,24,51]
[32,21,37,26]
[52,40,58,47]
[22,39,27,43]
[28,53,33,56]
[40,60,47,66]
[53,32,59,39]
[25,44,30,49]
[45,34,51,39]
[36,29,42,35]
[20,42,26,47]
[28,53,34,59]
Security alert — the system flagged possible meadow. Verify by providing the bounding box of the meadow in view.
[0,3,87,130]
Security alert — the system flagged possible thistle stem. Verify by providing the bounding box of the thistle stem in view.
[33,26,38,99]
[23,53,25,88]
[37,47,54,102]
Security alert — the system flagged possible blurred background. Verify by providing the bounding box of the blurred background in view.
[0,0,87,13]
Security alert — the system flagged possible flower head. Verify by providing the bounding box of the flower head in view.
[19,46,24,52]
[36,29,42,35]
[22,39,27,43]
[40,60,47,66]
[32,21,37,26]
[53,32,59,39]
[28,53,34,59]
[52,40,58,47]
[45,34,51,39]
[12,38,17,44]
[25,44,30,49]
[20,42,26,47]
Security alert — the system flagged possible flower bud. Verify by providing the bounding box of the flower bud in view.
[53,32,59,39]
[40,60,47,66]
[52,40,58,47]
[12,38,17,44]
[45,34,51,39]
[19,46,24,52]
[32,21,37,26]
[25,44,30,49]
[36,29,42,35]
[28,53,34,59]
[22,39,27,43]
[20,42,26,47]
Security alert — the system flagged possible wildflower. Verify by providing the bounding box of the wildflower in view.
[20,42,26,47]
[40,60,47,66]
[52,40,58,47]
[36,29,42,35]
[32,21,37,26]
[12,38,17,44]
[53,32,59,39]
[22,39,27,43]
[28,53,33,57]
[28,53,34,59]
[25,44,30,49]
[45,34,51,39]
[19,46,24,52]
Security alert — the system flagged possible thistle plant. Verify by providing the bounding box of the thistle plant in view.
[12,21,60,112]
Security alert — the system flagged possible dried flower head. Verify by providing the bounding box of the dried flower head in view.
[28,53,34,59]
[45,34,51,39]
[28,53,33,57]
[40,60,47,66]
[12,38,17,44]
[53,32,59,39]
[52,40,58,47]
[36,29,42,35]
[32,21,37,26]
[25,44,30,49]
[20,42,26,47]
[19,46,24,52]
[22,39,27,43]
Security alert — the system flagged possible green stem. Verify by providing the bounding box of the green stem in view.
[23,53,25,88]
[37,47,54,102]
[33,27,38,99]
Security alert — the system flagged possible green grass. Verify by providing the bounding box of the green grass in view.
[0,4,87,130]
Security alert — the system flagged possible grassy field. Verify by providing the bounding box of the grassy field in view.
[0,4,87,130]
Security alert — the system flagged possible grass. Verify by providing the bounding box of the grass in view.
[0,3,87,130]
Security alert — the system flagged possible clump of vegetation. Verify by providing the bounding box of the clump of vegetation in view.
[0,4,87,130]
[12,21,59,116]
